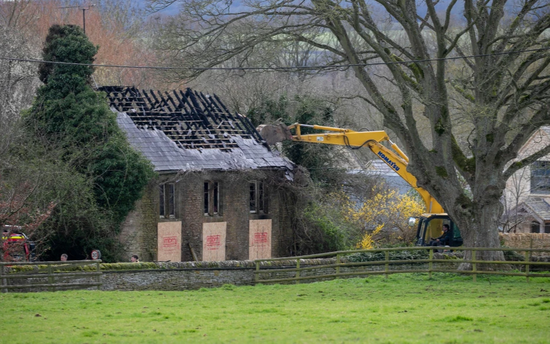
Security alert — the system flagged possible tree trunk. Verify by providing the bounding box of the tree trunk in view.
[456,200,506,271]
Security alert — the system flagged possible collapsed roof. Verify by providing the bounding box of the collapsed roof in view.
[99,86,294,175]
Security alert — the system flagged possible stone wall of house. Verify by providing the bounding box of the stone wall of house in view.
[504,128,550,209]
[120,170,293,262]
[119,181,161,262]
[500,233,550,257]
[513,218,532,234]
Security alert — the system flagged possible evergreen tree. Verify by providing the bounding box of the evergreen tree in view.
[23,25,155,261]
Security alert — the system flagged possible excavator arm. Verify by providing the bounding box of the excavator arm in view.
[287,123,445,213]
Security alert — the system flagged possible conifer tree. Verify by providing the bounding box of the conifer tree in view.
[24,25,155,261]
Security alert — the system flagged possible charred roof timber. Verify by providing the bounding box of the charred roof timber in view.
[98,86,265,151]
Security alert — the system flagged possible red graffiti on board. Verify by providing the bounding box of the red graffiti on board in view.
[206,234,221,250]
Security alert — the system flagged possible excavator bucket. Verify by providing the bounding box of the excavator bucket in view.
[257,123,293,145]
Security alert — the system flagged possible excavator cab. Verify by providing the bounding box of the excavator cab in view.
[410,214,463,247]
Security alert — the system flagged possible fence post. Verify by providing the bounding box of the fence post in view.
[255,260,260,284]
[96,261,101,290]
[524,250,531,283]
[295,259,300,284]
[472,250,477,282]
[0,263,6,293]
[384,251,389,279]
[336,254,340,278]
[48,264,54,292]
[429,249,433,280]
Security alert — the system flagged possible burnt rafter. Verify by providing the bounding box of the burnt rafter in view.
[98,86,266,151]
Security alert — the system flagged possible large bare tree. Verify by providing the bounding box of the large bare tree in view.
[151,0,550,260]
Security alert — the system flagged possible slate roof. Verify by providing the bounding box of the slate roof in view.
[349,160,411,194]
[99,86,294,176]
[518,197,550,221]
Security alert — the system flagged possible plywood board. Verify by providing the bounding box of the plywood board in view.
[202,222,226,261]
[249,219,272,260]
[157,221,182,262]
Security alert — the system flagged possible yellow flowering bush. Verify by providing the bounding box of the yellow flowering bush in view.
[338,185,425,247]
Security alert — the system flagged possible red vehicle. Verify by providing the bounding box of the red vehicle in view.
[1,225,36,262]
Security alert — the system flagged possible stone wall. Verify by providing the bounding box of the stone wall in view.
[5,254,549,292]
[119,170,293,263]
[500,233,550,257]
[99,259,438,291]
[101,262,255,291]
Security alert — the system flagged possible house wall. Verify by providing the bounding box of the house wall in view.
[505,129,550,208]
[119,170,293,262]
[119,180,158,262]
[512,215,538,234]
[510,215,550,234]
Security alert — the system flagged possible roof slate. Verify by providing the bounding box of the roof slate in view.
[522,197,550,221]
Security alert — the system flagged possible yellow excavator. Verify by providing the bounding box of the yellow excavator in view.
[260,123,463,247]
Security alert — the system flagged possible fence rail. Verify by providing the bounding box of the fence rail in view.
[0,260,102,293]
[254,247,550,285]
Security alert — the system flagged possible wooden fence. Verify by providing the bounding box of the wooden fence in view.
[0,260,102,293]
[254,247,550,285]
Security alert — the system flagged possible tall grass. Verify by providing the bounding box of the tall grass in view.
[1,273,549,343]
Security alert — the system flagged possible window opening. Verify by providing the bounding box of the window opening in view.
[250,181,268,214]
[531,161,550,194]
[204,182,210,215]
[258,182,264,213]
[167,183,175,218]
[204,181,221,216]
[159,184,165,218]
[531,221,540,233]
[213,182,219,214]
[160,183,176,218]
[250,182,257,213]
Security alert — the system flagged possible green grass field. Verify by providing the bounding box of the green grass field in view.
[1,273,549,343]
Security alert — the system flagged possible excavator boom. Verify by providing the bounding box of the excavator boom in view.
[259,122,461,247]
[282,123,444,213]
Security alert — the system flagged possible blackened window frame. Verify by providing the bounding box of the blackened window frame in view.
[159,183,176,218]
[204,181,222,216]
[249,181,268,214]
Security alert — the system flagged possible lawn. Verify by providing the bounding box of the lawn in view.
[1,273,549,343]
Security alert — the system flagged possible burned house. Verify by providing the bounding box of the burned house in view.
[99,86,295,262]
